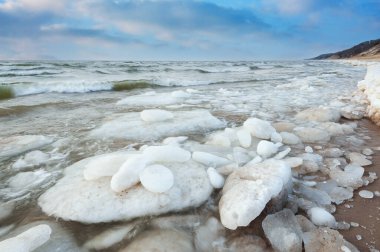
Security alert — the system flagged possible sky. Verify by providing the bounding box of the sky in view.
[0,0,379,60]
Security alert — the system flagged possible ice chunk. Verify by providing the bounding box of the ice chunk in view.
[162,136,188,145]
[90,110,225,141]
[140,165,174,193]
[305,146,313,153]
[296,107,341,122]
[117,92,183,106]
[207,167,225,189]
[362,148,374,156]
[274,147,291,159]
[273,122,296,132]
[262,209,303,252]
[120,229,194,252]
[140,109,174,122]
[150,215,204,230]
[280,132,300,145]
[0,201,15,221]
[110,155,148,192]
[270,132,283,143]
[192,151,231,167]
[296,215,316,232]
[38,153,212,223]
[320,148,344,158]
[329,164,364,188]
[296,184,331,206]
[12,150,50,170]
[294,127,330,143]
[358,190,374,199]
[284,157,303,168]
[219,159,291,229]
[0,135,53,161]
[7,170,51,190]
[236,128,251,148]
[347,152,372,166]
[308,207,336,227]
[0,224,51,252]
[257,140,278,158]
[83,152,133,180]
[243,118,276,139]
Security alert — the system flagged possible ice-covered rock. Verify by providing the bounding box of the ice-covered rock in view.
[83,152,133,181]
[219,159,291,229]
[347,152,372,166]
[296,107,341,122]
[84,222,138,250]
[340,105,365,120]
[140,165,174,193]
[303,227,346,252]
[262,209,303,252]
[294,127,330,143]
[236,128,251,148]
[308,207,336,227]
[90,110,225,141]
[359,190,374,198]
[207,167,225,189]
[243,118,276,139]
[120,229,194,252]
[12,150,50,170]
[257,140,279,158]
[38,153,213,223]
[329,164,364,188]
[0,224,51,252]
[0,135,53,161]
[192,151,231,167]
[140,109,174,122]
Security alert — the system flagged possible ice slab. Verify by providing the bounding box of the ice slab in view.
[0,135,53,161]
[38,152,213,223]
[90,110,225,141]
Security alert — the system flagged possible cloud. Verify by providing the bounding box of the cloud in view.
[0,0,68,13]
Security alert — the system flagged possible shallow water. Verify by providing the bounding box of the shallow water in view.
[0,60,371,251]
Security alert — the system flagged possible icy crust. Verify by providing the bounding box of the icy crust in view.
[90,110,225,141]
[358,64,380,125]
[0,135,53,161]
[38,152,213,223]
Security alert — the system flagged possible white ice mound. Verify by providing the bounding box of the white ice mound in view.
[296,107,341,122]
[90,110,225,141]
[140,109,174,122]
[358,64,380,125]
[219,159,291,230]
[0,135,53,161]
[38,152,213,223]
[0,224,51,252]
[243,118,276,139]
[139,165,174,193]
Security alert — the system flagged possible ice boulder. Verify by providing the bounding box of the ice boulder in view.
[308,207,336,227]
[236,128,252,148]
[257,140,279,158]
[0,224,51,252]
[0,135,53,161]
[207,167,225,189]
[143,145,191,163]
[140,109,174,122]
[294,127,330,143]
[90,110,225,141]
[280,132,300,145]
[219,159,291,229]
[262,209,303,252]
[38,152,213,223]
[295,107,341,122]
[243,118,276,139]
[347,152,372,166]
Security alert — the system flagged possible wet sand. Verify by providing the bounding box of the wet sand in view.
[335,119,380,251]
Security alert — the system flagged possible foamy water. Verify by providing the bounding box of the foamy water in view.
[0,60,376,251]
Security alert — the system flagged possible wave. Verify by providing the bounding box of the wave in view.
[0,71,63,77]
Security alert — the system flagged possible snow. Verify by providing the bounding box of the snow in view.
[139,164,174,193]
[38,152,213,223]
[0,135,53,161]
[90,110,225,141]
[140,109,174,122]
[0,224,51,252]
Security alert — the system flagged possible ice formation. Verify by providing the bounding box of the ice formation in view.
[358,63,380,125]
[38,151,213,223]
[139,164,174,193]
[140,109,174,122]
[90,110,225,140]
